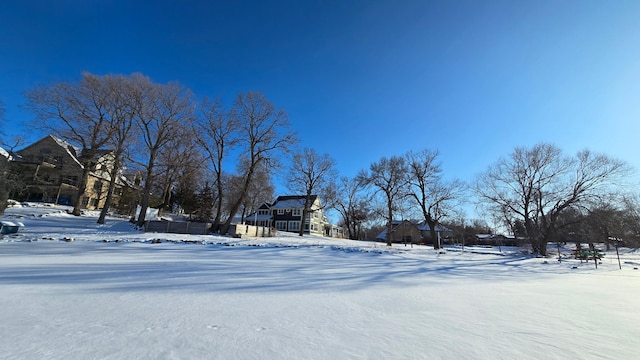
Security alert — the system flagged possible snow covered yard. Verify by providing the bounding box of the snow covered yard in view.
[1,205,639,359]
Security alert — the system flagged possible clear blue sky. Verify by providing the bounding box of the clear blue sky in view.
[2,0,640,193]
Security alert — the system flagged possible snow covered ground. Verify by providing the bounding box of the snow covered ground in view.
[1,204,639,359]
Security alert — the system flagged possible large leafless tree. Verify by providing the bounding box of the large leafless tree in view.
[476,143,630,255]
[405,149,464,249]
[96,74,143,224]
[359,156,408,246]
[193,97,239,231]
[132,80,194,226]
[286,147,338,236]
[334,176,370,240]
[154,127,203,216]
[25,73,117,216]
[235,158,275,223]
[219,92,297,234]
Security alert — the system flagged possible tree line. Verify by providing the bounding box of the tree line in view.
[10,73,296,235]
[1,72,638,253]
[351,143,635,254]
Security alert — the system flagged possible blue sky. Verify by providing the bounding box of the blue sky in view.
[2,0,640,195]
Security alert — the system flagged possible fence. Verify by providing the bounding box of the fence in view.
[144,220,211,235]
[229,224,273,238]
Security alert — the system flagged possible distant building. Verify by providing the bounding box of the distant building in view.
[376,220,422,244]
[474,234,519,247]
[8,135,136,211]
[247,195,344,238]
[376,220,453,244]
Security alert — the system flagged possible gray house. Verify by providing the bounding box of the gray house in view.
[247,195,343,237]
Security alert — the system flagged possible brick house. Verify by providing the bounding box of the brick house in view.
[376,220,453,244]
[376,220,422,244]
[9,135,133,210]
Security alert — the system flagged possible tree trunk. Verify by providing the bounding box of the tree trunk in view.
[220,164,256,235]
[425,217,439,250]
[298,193,312,237]
[72,164,92,216]
[136,156,156,227]
[211,181,223,232]
[386,197,393,246]
[97,164,120,224]
[157,180,173,217]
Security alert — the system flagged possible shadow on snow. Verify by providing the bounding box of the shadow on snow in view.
[0,241,569,294]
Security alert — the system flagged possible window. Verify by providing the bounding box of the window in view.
[277,209,284,215]
[61,175,79,186]
[292,209,301,216]
[275,221,287,231]
[288,221,301,231]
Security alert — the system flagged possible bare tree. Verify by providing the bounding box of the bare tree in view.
[154,128,203,216]
[132,80,194,226]
[476,143,630,255]
[359,156,408,246]
[286,147,338,236]
[405,149,464,249]
[173,166,204,219]
[621,194,640,247]
[97,74,142,224]
[25,73,116,215]
[219,92,297,234]
[334,176,370,240]
[193,97,239,231]
[238,159,275,223]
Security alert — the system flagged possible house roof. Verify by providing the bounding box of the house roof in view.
[376,220,453,240]
[388,219,451,232]
[375,220,417,240]
[271,195,319,209]
[49,135,83,167]
[417,222,452,232]
[43,135,113,166]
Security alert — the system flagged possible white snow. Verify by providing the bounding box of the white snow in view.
[0,146,10,160]
[1,204,639,359]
